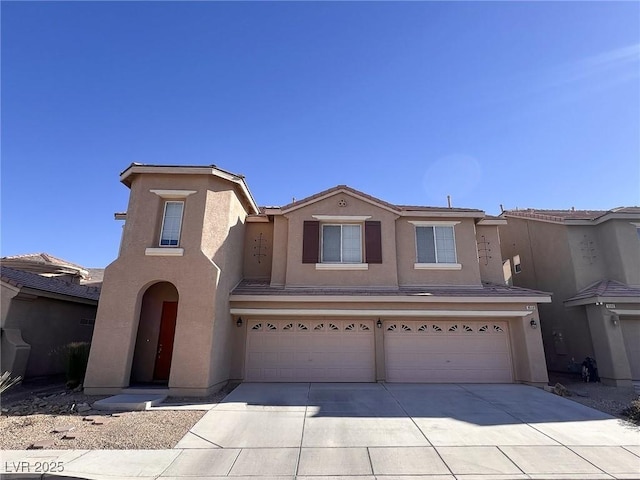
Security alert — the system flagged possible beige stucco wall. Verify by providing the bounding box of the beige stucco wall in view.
[499,218,595,372]
[585,304,633,387]
[243,222,274,280]
[84,172,249,395]
[595,220,640,286]
[283,192,400,287]
[270,216,288,287]
[500,216,640,379]
[396,218,482,286]
[1,287,96,378]
[476,225,507,284]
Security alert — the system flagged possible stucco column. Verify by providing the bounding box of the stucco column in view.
[510,313,548,386]
[585,304,632,387]
[84,288,140,394]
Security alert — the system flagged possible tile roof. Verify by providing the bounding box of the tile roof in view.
[565,280,640,303]
[503,207,640,223]
[231,279,549,298]
[1,253,88,275]
[279,185,485,215]
[1,266,100,302]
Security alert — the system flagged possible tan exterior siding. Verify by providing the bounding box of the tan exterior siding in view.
[476,225,506,284]
[500,212,640,386]
[84,167,551,394]
[85,172,250,395]
[243,222,274,280]
[282,192,399,287]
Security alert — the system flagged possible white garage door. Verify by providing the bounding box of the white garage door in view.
[385,320,513,383]
[245,319,375,382]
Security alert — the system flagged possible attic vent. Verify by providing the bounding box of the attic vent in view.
[338,199,347,207]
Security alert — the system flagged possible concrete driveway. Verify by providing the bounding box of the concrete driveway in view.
[17,383,639,479]
[166,383,640,479]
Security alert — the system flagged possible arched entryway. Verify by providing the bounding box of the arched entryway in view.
[130,282,179,385]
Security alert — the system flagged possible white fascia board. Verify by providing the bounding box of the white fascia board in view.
[477,219,508,226]
[408,220,461,226]
[312,215,372,221]
[229,294,552,304]
[246,215,271,223]
[150,189,197,199]
[230,308,532,317]
[315,263,369,270]
[145,247,184,256]
[400,211,482,218]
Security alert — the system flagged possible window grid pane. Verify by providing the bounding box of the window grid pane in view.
[434,226,456,263]
[321,224,362,263]
[322,225,342,262]
[342,225,362,263]
[160,202,184,246]
[416,226,436,263]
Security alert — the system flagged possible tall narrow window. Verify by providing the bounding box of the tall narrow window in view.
[321,224,362,263]
[160,201,184,246]
[513,255,522,274]
[416,226,457,263]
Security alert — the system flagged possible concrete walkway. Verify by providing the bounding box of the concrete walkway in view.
[2,383,639,479]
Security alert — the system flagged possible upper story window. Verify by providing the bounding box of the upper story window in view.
[145,189,196,257]
[322,224,362,263]
[160,201,184,246]
[513,254,522,274]
[410,221,461,270]
[302,217,382,270]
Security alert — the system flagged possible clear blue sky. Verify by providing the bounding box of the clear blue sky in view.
[2,1,639,268]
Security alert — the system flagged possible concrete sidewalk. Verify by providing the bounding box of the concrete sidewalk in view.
[2,383,639,479]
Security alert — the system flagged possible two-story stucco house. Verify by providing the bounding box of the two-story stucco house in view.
[84,164,551,396]
[499,208,640,387]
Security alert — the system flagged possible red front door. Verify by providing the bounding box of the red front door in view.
[153,301,178,381]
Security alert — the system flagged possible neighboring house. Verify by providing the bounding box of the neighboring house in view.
[499,208,640,387]
[1,266,100,379]
[1,253,104,289]
[84,164,551,396]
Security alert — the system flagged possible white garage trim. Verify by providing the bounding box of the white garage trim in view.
[384,320,514,383]
[244,319,375,382]
[232,308,532,317]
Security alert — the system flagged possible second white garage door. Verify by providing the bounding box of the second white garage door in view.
[245,319,375,382]
[385,320,513,383]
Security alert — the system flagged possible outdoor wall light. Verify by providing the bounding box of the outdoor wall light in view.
[610,314,619,326]
[529,319,538,329]
[236,317,243,328]
[377,319,382,329]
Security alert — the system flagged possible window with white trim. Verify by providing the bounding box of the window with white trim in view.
[415,225,457,263]
[321,224,362,263]
[159,201,184,246]
[513,254,522,274]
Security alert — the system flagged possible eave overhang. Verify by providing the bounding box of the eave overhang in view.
[119,163,260,214]
[230,294,552,304]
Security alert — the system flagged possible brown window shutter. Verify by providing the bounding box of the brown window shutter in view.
[302,220,320,263]
[365,221,382,264]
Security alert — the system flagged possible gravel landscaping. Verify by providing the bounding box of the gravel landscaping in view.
[1,375,638,450]
[548,372,640,423]
[0,379,230,450]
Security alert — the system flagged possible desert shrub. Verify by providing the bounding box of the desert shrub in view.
[65,342,91,389]
[622,398,640,425]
